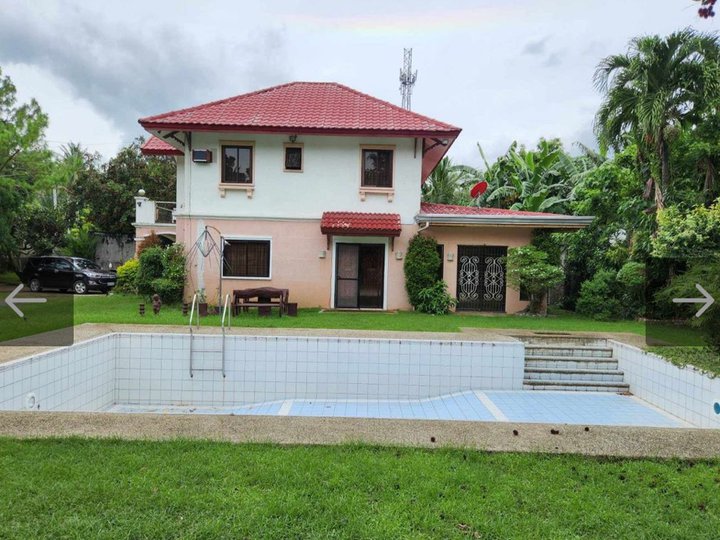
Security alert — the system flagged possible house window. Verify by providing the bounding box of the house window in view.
[222,145,253,184]
[362,148,393,188]
[223,239,271,278]
[284,144,303,172]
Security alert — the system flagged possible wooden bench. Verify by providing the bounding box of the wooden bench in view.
[233,287,289,317]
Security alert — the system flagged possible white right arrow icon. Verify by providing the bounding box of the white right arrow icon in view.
[673,283,715,318]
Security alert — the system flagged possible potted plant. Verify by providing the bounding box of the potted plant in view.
[196,289,208,317]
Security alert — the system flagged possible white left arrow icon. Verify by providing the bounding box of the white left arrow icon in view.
[4,284,47,318]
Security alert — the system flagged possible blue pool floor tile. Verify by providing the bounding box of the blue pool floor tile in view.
[107,390,685,428]
[483,391,682,428]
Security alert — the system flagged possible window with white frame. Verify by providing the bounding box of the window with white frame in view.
[223,239,271,278]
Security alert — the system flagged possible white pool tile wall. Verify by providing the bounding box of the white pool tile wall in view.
[0,334,115,412]
[115,334,525,406]
[612,341,720,429]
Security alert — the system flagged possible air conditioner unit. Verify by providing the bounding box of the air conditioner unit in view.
[192,149,212,163]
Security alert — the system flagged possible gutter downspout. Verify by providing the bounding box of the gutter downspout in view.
[417,221,430,233]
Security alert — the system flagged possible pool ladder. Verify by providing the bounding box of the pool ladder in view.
[188,293,230,378]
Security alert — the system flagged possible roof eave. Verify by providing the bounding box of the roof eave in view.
[415,214,595,229]
[138,121,461,138]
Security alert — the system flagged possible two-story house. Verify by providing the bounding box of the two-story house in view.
[135,82,592,312]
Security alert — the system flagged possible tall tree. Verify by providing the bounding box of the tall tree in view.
[68,138,176,235]
[594,29,720,210]
[0,67,53,267]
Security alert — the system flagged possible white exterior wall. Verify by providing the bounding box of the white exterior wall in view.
[612,341,720,429]
[175,132,422,224]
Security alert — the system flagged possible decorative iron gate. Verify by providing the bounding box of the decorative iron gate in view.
[456,245,507,312]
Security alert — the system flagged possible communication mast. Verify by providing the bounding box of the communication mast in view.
[399,48,418,110]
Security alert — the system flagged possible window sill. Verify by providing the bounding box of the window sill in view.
[221,275,272,280]
[219,183,254,198]
[359,187,394,202]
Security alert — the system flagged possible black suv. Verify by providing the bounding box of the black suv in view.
[21,256,117,294]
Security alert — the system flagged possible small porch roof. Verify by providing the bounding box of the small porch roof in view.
[416,203,593,229]
[320,211,402,237]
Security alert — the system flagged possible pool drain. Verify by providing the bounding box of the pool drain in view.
[25,392,37,410]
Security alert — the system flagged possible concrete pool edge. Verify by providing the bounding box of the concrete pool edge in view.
[1,411,718,459]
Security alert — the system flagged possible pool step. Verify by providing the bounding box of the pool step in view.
[525,356,619,370]
[525,345,614,358]
[519,336,626,393]
[524,367,625,382]
[523,379,630,392]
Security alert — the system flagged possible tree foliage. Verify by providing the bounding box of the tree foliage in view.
[594,29,720,209]
[506,246,564,315]
[0,67,52,266]
[68,138,175,235]
[421,157,471,205]
[404,234,441,309]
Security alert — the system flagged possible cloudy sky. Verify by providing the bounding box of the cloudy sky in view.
[0,0,716,165]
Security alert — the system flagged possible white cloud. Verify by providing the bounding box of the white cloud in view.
[0,0,711,164]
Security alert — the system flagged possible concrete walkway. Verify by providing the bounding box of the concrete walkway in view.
[1,411,718,459]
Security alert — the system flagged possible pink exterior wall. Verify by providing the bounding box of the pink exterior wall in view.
[425,225,532,314]
[174,217,532,312]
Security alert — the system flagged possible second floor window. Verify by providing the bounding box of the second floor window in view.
[222,145,253,184]
[362,148,393,188]
[284,144,303,172]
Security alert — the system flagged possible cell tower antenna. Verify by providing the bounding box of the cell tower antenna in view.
[399,48,418,110]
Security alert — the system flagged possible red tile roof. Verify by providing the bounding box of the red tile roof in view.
[141,136,183,156]
[139,82,461,137]
[321,212,402,237]
[419,202,555,217]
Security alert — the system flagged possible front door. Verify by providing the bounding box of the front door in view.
[335,243,385,309]
[456,245,507,312]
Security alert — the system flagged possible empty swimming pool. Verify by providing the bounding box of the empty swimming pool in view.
[0,332,700,428]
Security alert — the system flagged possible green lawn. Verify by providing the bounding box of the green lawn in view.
[0,439,717,539]
[75,293,648,334]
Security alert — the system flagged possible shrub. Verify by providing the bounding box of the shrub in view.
[404,234,441,308]
[150,277,184,304]
[60,221,97,260]
[415,281,456,315]
[616,261,646,318]
[576,269,624,320]
[506,246,564,315]
[136,247,165,296]
[137,231,162,255]
[116,258,140,294]
[162,244,186,284]
[136,243,187,302]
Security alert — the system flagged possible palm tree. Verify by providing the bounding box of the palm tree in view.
[594,29,720,210]
[421,157,471,205]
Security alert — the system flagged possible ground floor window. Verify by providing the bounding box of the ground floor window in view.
[223,239,271,278]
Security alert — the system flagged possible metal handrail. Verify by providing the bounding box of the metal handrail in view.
[189,293,198,377]
[219,294,230,378]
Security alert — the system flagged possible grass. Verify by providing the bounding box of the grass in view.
[74,293,648,334]
[0,271,20,285]
[0,439,717,539]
